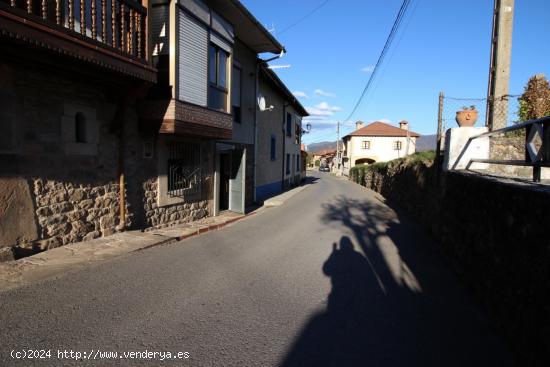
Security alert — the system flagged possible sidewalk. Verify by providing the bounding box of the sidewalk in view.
[0,179,315,293]
[0,210,257,293]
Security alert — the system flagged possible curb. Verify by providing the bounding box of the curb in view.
[136,210,259,252]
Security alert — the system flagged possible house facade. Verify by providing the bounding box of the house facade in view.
[342,121,419,175]
[255,67,308,202]
[0,0,288,258]
[141,0,285,216]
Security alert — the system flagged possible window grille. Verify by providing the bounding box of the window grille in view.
[167,142,202,198]
[394,141,402,151]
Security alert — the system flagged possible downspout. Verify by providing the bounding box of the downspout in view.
[111,96,130,232]
[282,102,289,190]
[117,127,126,232]
[253,61,259,203]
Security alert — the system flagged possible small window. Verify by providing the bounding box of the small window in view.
[296,154,300,172]
[286,153,290,175]
[394,141,402,151]
[270,135,276,161]
[232,66,242,123]
[295,121,300,144]
[286,113,292,137]
[143,141,154,159]
[75,112,87,143]
[361,140,370,150]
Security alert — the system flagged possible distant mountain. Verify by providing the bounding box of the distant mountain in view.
[307,141,339,153]
[416,134,437,152]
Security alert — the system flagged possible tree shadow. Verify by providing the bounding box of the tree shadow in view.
[280,196,513,367]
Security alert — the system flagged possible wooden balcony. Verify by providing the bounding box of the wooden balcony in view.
[0,0,156,82]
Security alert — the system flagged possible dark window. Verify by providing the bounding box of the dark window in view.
[208,44,229,112]
[270,135,276,161]
[208,45,217,84]
[286,153,290,175]
[295,122,300,144]
[296,154,300,172]
[218,52,228,88]
[286,112,292,137]
[232,66,242,123]
[362,141,371,150]
[394,141,402,151]
[75,112,87,143]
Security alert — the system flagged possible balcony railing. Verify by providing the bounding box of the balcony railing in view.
[1,0,147,63]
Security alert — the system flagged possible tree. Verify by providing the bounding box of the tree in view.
[518,74,550,122]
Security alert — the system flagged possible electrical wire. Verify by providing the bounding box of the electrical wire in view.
[342,0,414,123]
[278,0,331,35]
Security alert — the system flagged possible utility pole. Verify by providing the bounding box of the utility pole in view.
[486,0,515,131]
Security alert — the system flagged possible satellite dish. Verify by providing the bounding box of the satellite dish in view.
[257,94,266,111]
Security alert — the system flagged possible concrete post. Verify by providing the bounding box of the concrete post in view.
[486,0,515,131]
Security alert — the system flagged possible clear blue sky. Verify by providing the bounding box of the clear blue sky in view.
[241,0,550,145]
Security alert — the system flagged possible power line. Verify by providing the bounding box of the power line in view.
[278,0,331,35]
[343,0,414,123]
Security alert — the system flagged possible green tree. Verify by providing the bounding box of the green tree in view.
[518,74,550,122]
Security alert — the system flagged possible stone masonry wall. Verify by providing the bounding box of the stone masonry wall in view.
[351,159,550,366]
[31,180,121,250]
[142,178,209,229]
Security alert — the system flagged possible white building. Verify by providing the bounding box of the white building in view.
[342,121,419,175]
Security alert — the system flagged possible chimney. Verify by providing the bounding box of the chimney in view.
[399,120,409,130]
[355,121,365,130]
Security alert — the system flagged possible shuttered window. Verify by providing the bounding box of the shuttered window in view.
[178,11,208,106]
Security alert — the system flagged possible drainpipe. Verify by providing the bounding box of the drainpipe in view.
[282,102,289,190]
[111,96,129,232]
[116,107,127,232]
[253,61,259,203]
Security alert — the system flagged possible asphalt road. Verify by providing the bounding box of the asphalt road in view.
[0,172,512,366]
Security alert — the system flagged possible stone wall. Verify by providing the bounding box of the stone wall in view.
[141,178,209,230]
[32,179,121,250]
[0,58,215,258]
[351,158,550,366]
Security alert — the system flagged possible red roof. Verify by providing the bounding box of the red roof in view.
[344,121,420,138]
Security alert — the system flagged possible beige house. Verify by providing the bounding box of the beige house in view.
[342,121,420,175]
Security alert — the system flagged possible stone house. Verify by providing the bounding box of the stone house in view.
[342,121,420,175]
[0,0,285,259]
[255,67,308,202]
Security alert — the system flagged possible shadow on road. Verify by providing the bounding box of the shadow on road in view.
[280,196,513,367]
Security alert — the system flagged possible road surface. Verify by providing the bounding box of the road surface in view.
[0,171,512,366]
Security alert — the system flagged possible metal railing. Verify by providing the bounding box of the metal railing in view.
[1,0,147,61]
[464,116,550,182]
